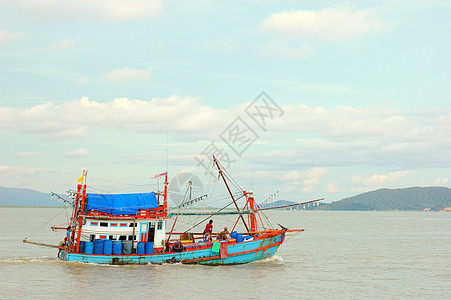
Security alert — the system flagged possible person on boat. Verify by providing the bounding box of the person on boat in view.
[203,220,213,241]
[219,227,230,240]
[66,226,72,245]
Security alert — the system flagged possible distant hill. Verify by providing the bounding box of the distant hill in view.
[0,186,61,206]
[318,187,451,211]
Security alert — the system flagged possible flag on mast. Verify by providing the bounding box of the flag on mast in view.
[155,172,168,178]
[77,171,85,183]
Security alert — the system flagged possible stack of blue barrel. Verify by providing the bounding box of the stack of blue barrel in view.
[137,242,154,255]
[78,240,154,255]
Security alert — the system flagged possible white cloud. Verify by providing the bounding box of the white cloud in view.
[303,167,328,186]
[75,77,89,83]
[0,29,25,44]
[351,170,409,186]
[432,177,449,185]
[261,6,385,42]
[4,0,163,22]
[0,165,49,179]
[259,44,311,60]
[15,151,38,157]
[0,95,228,140]
[326,182,339,193]
[104,67,152,82]
[65,148,90,158]
[1,97,450,172]
[45,38,79,51]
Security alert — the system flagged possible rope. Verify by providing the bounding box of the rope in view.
[24,207,68,240]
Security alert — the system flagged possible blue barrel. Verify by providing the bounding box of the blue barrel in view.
[113,240,122,255]
[122,241,132,255]
[103,239,113,255]
[236,233,244,243]
[94,239,104,254]
[84,242,94,254]
[79,241,86,253]
[137,242,145,255]
[145,242,154,254]
[231,231,237,239]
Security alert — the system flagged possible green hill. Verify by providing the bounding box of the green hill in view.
[0,186,60,206]
[318,187,451,211]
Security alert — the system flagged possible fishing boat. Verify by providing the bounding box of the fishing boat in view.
[24,157,322,265]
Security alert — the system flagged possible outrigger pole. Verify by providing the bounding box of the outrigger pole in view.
[176,199,324,216]
[22,239,59,249]
[213,156,250,233]
[256,198,324,212]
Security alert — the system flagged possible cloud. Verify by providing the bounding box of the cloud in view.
[261,6,385,42]
[0,95,228,140]
[15,151,38,157]
[0,165,49,180]
[65,148,90,158]
[0,29,25,44]
[432,177,449,185]
[303,167,328,186]
[4,0,164,22]
[104,67,152,82]
[1,97,449,172]
[44,38,79,51]
[259,44,311,60]
[351,170,409,186]
[75,77,89,83]
[326,183,339,193]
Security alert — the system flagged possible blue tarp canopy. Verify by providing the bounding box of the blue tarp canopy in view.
[86,192,159,215]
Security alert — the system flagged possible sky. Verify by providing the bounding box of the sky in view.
[0,0,450,205]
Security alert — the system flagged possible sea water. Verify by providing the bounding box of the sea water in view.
[0,207,449,299]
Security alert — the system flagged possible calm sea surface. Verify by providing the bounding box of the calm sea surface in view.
[0,208,450,299]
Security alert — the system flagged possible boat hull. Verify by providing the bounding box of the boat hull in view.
[59,232,284,265]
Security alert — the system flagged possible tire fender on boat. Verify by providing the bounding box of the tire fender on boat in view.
[172,243,184,252]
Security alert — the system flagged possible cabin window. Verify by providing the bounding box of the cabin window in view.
[129,223,137,227]
[90,235,95,242]
[90,222,98,226]
[109,235,113,240]
[150,222,155,229]
[157,221,163,230]
[120,223,127,227]
[119,236,127,241]
[100,222,108,227]
[110,223,117,227]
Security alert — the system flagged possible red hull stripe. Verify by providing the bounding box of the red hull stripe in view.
[182,240,282,264]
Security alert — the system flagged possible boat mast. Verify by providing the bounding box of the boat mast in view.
[69,170,85,252]
[247,191,257,232]
[75,170,87,253]
[213,156,250,233]
[164,173,168,212]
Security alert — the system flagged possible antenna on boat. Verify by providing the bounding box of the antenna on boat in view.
[166,124,169,173]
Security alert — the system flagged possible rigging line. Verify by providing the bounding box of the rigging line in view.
[167,181,191,241]
[190,167,218,227]
[88,177,154,187]
[65,206,70,223]
[24,207,68,240]
[215,158,244,192]
[184,194,245,233]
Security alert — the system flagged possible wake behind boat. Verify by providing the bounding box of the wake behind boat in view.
[24,157,322,265]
